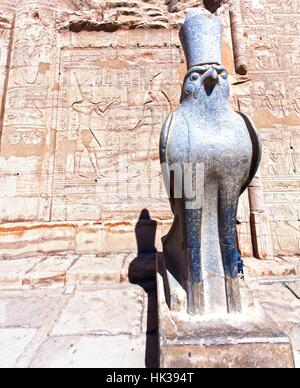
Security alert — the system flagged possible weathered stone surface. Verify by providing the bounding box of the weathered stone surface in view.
[249,280,300,368]
[66,253,126,284]
[0,224,77,259]
[250,211,274,260]
[285,283,300,299]
[244,257,298,278]
[0,258,41,289]
[0,328,36,368]
[51,284,144,336]
[249,283,300,331]
[161,342,294,368]
[120,253,138,282]
[0,222,163,259]
[167,1,231,16]
[0,289,64,328]
[23,256,77,287]
[281,257,300,275]
[0,253,162,290]
[30,335,146,368]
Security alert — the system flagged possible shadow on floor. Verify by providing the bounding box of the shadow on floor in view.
[128,209,159,368]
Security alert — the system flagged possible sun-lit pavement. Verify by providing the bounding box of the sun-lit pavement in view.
[0,253,158,368]
[0,254,299,368]
[246,279,300,368]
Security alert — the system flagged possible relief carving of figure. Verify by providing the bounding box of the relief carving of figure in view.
[255,36,280,70]
[259,83,288,118]
[271,82,289,117]
[263,134,297,176]
[285,136,297,175]
[292,97,300,116]
[274,220,300,254]
[71,76,117,179]
[290,87,300,116]
[12,24,53,86]
[143,72,172,153]
[265,148,279,176]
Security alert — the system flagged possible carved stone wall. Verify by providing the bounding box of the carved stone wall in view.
[0,0,298,258]
[239,0,300,256]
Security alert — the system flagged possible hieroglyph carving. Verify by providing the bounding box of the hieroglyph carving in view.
[51,47,181,222]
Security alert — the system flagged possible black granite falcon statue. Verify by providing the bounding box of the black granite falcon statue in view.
[160,9,261,315]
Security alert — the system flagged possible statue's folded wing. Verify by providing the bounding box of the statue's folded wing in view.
[236,111,262,195]
[160,113,173,164]
[160,112,175,213]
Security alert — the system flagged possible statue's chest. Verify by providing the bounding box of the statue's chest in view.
[167,115,252,168]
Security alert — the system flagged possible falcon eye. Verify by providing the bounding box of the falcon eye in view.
[190,73,200,81]
[220,71,228,80]
[185,83,194,95]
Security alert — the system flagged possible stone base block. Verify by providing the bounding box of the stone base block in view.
[157,253,295,368]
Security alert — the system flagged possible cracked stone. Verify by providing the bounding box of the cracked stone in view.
[250,283,300,331]
[284,283,300,299]
[23,257,77,287]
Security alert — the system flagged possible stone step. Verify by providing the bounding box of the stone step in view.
[0,254,299,290]
[243,257,300,279]
[0,253,157,290]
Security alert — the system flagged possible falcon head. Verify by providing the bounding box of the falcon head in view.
[181,64,230,103]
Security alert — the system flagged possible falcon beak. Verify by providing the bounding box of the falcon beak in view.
[202,67,219,86]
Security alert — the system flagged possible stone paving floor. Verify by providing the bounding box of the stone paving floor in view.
[0,253,299,368]
[0,253,158,368]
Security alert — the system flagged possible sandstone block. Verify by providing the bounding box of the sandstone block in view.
[66,253,126,284]
[0,258,41,289]
[23,256,77,287]
[244,257,297,278]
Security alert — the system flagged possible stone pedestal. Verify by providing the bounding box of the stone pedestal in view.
[157,253,295,368]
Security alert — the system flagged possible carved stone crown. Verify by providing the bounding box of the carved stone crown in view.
[179,8,223,69]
